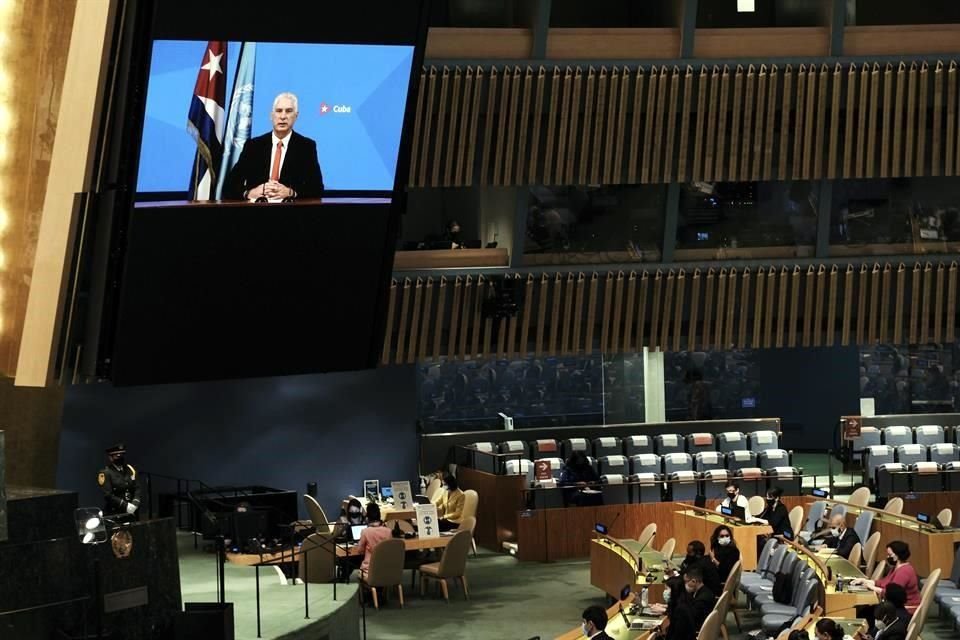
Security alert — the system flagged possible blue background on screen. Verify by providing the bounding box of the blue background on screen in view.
[137,40,414,193]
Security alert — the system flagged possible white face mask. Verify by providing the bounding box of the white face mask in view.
[663,589,671,603]
[875,619,888,632]
[830,527,840,537]
[582,623,591,637]
[718,536,732,546]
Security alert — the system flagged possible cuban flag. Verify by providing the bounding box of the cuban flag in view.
[216,42,256,199]
[187,41,227,200]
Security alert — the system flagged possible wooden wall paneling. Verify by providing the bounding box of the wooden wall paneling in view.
[917,62,930,177]
[602,67,621,183]
[458,275,473,359]
[948,62,957,176]
[892,62,908,178]
[740,65,756,182]
[627,67,645,183]
[763,65,778,180]
[592,67,610,185]
[543,67,560,184]
[920,262,933,345]
[417,67,437,186]
[826,265,839,346]
[662,67,680,183]
[612,66,631,184]
[692,66,707,181]
[561,273,575,355]
[534,273,549,357]
[779,65,793,180]
[408,69,427,186]
[641,65,659,183]
[673,269,686,352]
[752,267,765,348]
[802,265,815,347]
[714,268,728,349]
[715,66,731,181]
[650,270,664,349]
[776,266,789,347]
[720,65,744,180]
[395,278,413,364]
[623,272,638,353]
[479,67,498,185]
[764,267,776,348]
[841,265,854,346]
[554,67,574,187]
[705,65,722,181]
[443,68,462,185]
[406,277,424,363]
[934,263,945,344]
[801,64,818,179]
[677,67,694,182]
[854,264,867,345]
[448,276,463,358]
[650,66,668,183]
[867,264,880,345]
[689,269,702,350]
[812,265,826,347]
[866,63,880,178]
[813,64,829,179]
[751,65,767,181]
[791,65,807,180]
[661,269,675,350]
[471,276,486,358]
[549,273,563,355]
[585,272,600,353]
[738,268,751,348]
[502,66,522,185]
[725,267,738,349]
[527,67,545,184]
[564,66,584,184]
[514,67,533,184]
[432,277,447,360]
[599,271,614,354]
[636,271,650,351]
[880,63,895,178]
[489,65,509,185]
[955,64,960,175]
[842,64,856,178]
[611,271,625,353]
[578,67,597,184]
[855,64,869,178]
[893,264,906,345]
[572,273,586,354]
[828,63,842,179]
[432,67,450,187]
[932,62,943,177]
[381,280,398,365]
[879,264,892,344]
[947,263,958,343]
[909,263,921,345]
[702,268,715,350]
[464,67,483,186]
[787,265,801,348]
[417,277,434,362]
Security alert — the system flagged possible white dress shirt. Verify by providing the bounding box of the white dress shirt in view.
[716,494,757,523]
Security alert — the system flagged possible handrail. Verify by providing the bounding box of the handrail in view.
[0,595,91,618]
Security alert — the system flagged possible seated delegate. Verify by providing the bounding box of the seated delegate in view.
[715,481,756,522]
[709,524,741,584]
[822,512,860,559]
[434,474,465,532]
[558,451,602,507]
[355,503,393,577]
[851,541,921,614]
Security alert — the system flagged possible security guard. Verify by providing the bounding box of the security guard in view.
[98,444,141,519]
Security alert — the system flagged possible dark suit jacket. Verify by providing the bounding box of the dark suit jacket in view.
[590,632,614,640]
[874,616,908,640]
[664,586,714,640]
[825,527,861,560]
[223,130,324,199]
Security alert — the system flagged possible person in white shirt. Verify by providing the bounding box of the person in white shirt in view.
[716,481,756,522]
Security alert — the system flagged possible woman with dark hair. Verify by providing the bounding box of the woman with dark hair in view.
[755,487,793,537]
[710,524,741,584]
[338,498,366,526]
[559,450,601,506]
[851,540,921,612]
[814,619,845,640]
[435,474,465,532]
[787,631,810,640]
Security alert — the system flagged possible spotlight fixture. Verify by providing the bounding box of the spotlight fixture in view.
[737,0,755,12]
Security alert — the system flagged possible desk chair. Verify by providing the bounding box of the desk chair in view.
[723,561,744,632]
[460,490,479,554]
[884,496,904,514]
[697,608,722,640]
[848,542,863,569]
[659,537,676,561]
[637,522,657,548]
[358,538,406,609]
[457,516,477,557]
[848,486,871,507]
[714,590,733,640]
[863,531,881,574]
[937,507,953,528]
[304,495,335,534]
[419,529,473,602]
[426,477,443,502]
[787,505,804,537]
[298,532,337,584]
[912,567,940,635]
[747,495,766,517]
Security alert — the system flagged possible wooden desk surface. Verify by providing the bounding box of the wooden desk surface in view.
[393,248,510,270]
[555,593,662,640]
[673,509,772,571]
[226,534,452,565]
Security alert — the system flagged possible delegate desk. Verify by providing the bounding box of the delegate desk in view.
[555,593,663,640]
[591,536,671,602]
[776,535,878,617]
[820,498,960,577]
[227,533,453,565]
[673,506,772,570]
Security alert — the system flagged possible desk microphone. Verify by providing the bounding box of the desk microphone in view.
[821,535,842,582]
[608,510,623,534]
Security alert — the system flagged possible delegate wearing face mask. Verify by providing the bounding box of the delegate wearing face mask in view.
[710,526,741,584]
[823,513,860,560]
[849,541,921,612]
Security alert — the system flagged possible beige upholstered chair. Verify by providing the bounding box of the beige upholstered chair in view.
[358,538,406,609]
[461,490,479,554]
[747,496,766,517]
[938,508,953,528]
[419,529,473,602]
[298,532,337,584]
[722,560,743,631]
[884,496,904,514]
[637,522,657,547]
[426,477,443,502]
[697,609,722,640]
[848,486,871,507]
[458,515,477,556]
[911,567,940,634]
[871,559,887,580]
[713,591,733,640]
[303,495,335,534]
[904,620,918,640]
[788,505,804,536]
[848,542,862,569]
[660,537,676,561]
[862,531,881,574]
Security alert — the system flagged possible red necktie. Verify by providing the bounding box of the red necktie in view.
[270,141,283,181]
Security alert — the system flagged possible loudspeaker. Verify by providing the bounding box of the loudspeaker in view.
[177,603,234,640]
[307,482,318,498]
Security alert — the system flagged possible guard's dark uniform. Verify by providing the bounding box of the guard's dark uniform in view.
[98,448,141,518]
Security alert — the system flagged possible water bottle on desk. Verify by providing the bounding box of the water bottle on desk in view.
[641,586,649,608]
[836,574,844,592]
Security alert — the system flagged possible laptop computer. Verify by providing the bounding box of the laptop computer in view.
[350,525,368,541]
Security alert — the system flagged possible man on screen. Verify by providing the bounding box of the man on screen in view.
[223,92,324,201]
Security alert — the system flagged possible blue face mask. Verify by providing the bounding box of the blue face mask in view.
[581,623,590,637]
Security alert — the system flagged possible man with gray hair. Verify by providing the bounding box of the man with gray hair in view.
[223,92,324,200]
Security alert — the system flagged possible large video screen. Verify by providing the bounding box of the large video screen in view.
[137,40,414,196]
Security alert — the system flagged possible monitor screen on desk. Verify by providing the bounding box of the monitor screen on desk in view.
[916,512,930,524]
[351,525,367,541]
[137,40,414,197]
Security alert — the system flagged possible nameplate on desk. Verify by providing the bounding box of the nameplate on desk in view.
[520,510,535,519]
[391,481,413,510]
[103,586,149,613]
[415,503,440,539]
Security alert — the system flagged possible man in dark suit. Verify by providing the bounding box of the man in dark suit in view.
[656,566,715,640]
[223,92,324,200]
[677,540,722,604]
[580,604,614,640]
[864,602,908,640]
[824,512,861,559]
